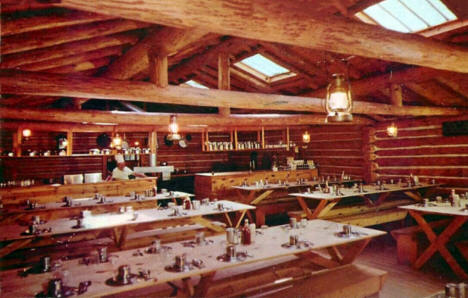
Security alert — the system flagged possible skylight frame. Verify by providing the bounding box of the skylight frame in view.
[233,53,296,84]
[355,0,458,34]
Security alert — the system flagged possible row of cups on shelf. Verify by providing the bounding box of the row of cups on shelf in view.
[0,179,36,188]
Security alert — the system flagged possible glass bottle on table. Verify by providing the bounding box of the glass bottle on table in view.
[242,219,251,245]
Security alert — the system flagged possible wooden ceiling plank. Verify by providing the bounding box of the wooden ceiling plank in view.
[229,68,275,93]
[58,0,468,73]
[18,45,124,71]
[1,1,54,13]
[0,107,373,126]
[1,19,149,55]
[0,69,464,117]
[436,73,468,100]
[406,81,468,107]
[218,51,231,116]
[2,10,114,36]
[0,32,139,69]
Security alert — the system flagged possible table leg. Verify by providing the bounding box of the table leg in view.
[375,192,390,206]
[403,191,423,202]
[0,238,33,258]
[233,210,248,228]
[250,190,274,205]
[192,217,226,233]
[194,272,216,297]
[409,211,468,279]
[296,197,314,219]
[223,213,233,227]
[316,201,338,218]
[236,189,256,205]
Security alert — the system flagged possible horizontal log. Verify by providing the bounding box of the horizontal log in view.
[0,32,139,69]
[1,19,149,55]
[59,0,468,73]
[373,115,468,130]
[376,156,468,167]
[1,70,464,117]
[304,149,363,157]
[375,168,467,177]
[19,46,124,71]
[0,107,368,127]
[45,57,112,74]
[375,135,468,148]
[375,145,468,156]
[313,158,365,167]
[309,141,363,150]
[2,9,114,36]
[374,128,441,139]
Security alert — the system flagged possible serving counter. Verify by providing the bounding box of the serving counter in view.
[194,169,318,199]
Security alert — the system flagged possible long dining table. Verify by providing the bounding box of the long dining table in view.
[289,182,441,220]
[0,219,386,297]
[0,200,254,258]
[400,203,468,280]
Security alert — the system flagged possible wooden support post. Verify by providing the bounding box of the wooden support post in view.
[218,51,231,116]
[261,127,265,149]
[390,84,403,107]
[148,48,168,87]
[13,127,23,157]
[234,128,238,150]
[149,131,157,153]
[286,127,290,151]
[201,130,206,152]
[66,130,73,156]
[362,126,377,183]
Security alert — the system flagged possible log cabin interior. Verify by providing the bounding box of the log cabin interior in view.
[1,0,468,297]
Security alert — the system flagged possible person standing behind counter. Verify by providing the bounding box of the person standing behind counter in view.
[112,154,146,180]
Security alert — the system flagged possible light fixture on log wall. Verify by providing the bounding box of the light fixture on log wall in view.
[387,123,398,137]
[326,73,353,122]
[112,134,122,148]
[302,131,310,143]
[22,128,32,139]
[167,115,181,141]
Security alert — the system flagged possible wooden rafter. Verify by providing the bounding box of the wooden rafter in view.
[1,19,149,55]
[0,70,464,117]
[58,0,468,73]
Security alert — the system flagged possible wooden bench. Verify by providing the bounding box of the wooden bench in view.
[206,263,387,298]
[391,219,450,265]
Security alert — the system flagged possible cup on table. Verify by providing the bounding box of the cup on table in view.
[192,200,201,210]
[342,224,352,236]
[202,198,210,206]
[168,202,176,208]
[300,219,308,228]
[289,234,299,246]
[32,215,41,225]
[226,245,236,261]
[290,217,297,229]
[195,232,205,245]
[161,189,168,194]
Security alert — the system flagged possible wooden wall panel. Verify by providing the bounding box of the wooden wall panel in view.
[374,117,468,187]
[0,130,13,153]
[302,125,365,179]
[157,132,229,173]
[1,156,104,182]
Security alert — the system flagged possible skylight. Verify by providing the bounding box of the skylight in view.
[184,80,209,89]
[356,0,457,33]
[234,54,296,83]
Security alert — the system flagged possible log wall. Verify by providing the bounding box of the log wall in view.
[373,117,468,188]
[302,125,365,179]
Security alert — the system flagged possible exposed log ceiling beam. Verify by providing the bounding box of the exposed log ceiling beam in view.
[199,66,257,92]
[1,9,114,36]
[18,45,124,71]
[148,48,169,88]
[0,107,373,126]
[305,67,442,98]
[0,70,464,117]
[102,27,210,80]
[1,2,53,13]
[169,38,242,83]
[406,81,468,107]
[1,19,149,55]
[229,68,275,93]
[0,32,139,69]
[59,0,468,73]
[45,57,113,74]
[436,73,468,99]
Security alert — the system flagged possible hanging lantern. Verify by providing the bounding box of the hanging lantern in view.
[387,123,398,137]
[112,134,122,148]
[302,131,310,143]
[167,115,181,141]
[326,73,353,122]
[22,128,32,138]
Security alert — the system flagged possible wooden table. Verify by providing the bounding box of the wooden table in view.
[289,183,440,220]
[232,179,359,225]
[1,191,194,224]
[0,200,254,258]
[0,219,385,297]
[400,203,468,279]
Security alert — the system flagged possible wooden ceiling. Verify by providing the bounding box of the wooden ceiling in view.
[1,0,468,128]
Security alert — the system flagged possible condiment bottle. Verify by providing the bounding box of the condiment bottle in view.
[242,219,251,245]
[184,198,192,210]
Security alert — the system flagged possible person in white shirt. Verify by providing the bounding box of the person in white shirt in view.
[112,154,146,180]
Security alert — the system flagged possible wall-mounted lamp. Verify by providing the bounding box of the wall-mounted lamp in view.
[387,123,398,137]
[167,115,181,141]
[112,134,122,148]
[134,141,140,146]
[326,73,353,122]
[302,131,310,143]
[22,128,32,139]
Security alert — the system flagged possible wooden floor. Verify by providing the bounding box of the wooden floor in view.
[356,237,457,298]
